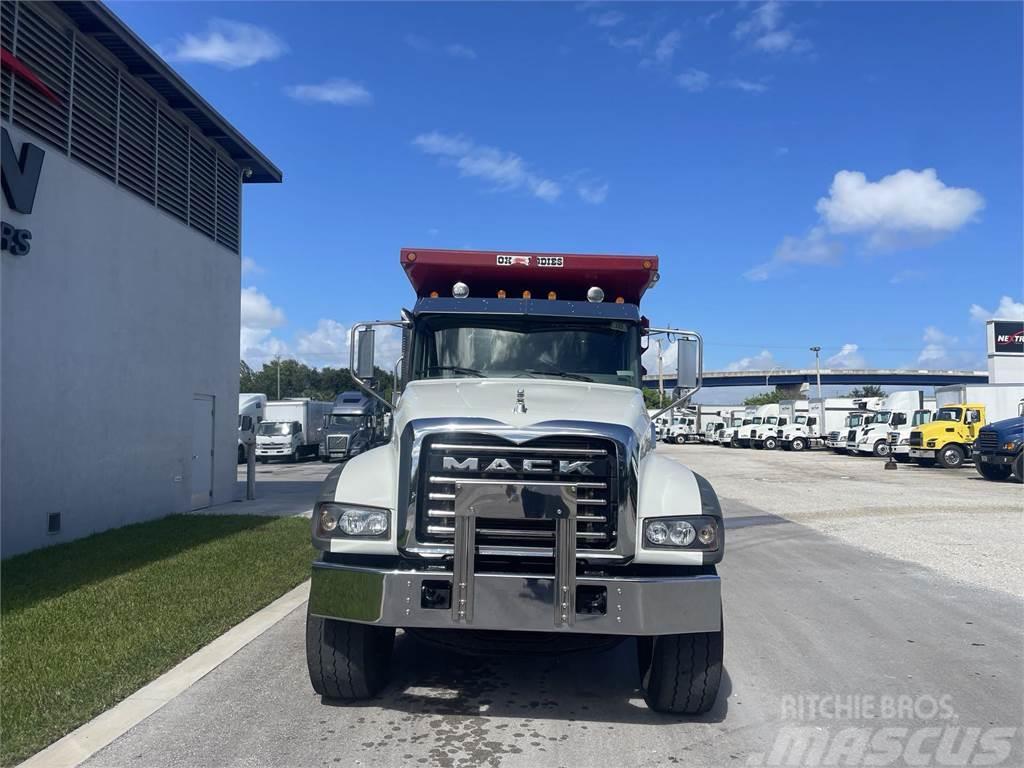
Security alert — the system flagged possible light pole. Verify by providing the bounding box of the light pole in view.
[656,339,665,408]
[275,354,282,400]
[810,346,822,399]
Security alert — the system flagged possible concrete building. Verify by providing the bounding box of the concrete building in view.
[1,1,281,556]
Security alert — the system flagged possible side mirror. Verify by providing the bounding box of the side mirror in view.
[676,336,700,391]
[356,328,375,379]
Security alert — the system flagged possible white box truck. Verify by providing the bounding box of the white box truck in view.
[847,391,932,457]
[781,397,864,451]
[752,400,808,449]
[720,406,757,447]
[742,403,780,448]
[238,393,267,463]
[256,398,332,463]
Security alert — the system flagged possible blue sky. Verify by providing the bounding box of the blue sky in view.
[111,1,1024,376]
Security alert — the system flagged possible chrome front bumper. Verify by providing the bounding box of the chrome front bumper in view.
[308,562,721,636]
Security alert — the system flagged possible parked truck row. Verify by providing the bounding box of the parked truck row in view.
[664,385,1024,483]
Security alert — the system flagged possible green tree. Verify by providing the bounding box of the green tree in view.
[643,388,671,410]
[847,385,885,398]
[240,359,396,403]
[743,390,786,406]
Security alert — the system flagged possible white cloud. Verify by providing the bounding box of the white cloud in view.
[825,344,865,369]
[286,79,372,106]
[889,269,925,285]
[642,339,678,375]
[164,20,286,69]
[702,9,725,28]
[676,68,711,93]
[412,131,564,202]
[969,296,1024,322]
[816,169,984,247]
[916,326,960,367]
[445,43,477,60]
[744,226,842,281]
[723,78,768,93]
[726,350,779,372]
[590,10,625,28]
[654,30,681,63]
[241,257,263,276]
[733,1,810,54]
[576,179,609,205]
[240,287,287,363]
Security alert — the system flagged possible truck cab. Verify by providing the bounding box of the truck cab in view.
[848,391,928,457]
[973,399,1024,482]
[909,403,987,468]
[305,249,724,715]
[826,411,871,453]
[320,391,385,463]
[237,393,266,463]
[887,408,934,462]
[745,403,781,449]
[779,413,819,451]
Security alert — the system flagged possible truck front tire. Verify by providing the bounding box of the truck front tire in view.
[976,461,1012,481]
[791,437,806,452]
[306,612,395,700]
[763,436,778,450]
[938,445,964,469]
[872,440,890,458]
[638,626,723,715]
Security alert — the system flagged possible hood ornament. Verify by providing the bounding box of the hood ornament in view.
[513,388,528,414]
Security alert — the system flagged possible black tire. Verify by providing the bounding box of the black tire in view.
[237,444,246,464]
[259,457,268,464]
[638,626,723,715]
[305,612,395,700]
[320,454,331,463]
[730,435,740,449]
[937,444,965,469]
[288,451,298,464]
[893,454,909,463]
[872,440,890,458]
[975,461,1012,481]
[1014,454,1024,483]
[791,437,806,452]
[763,436,778,450]
[675,434,686,445]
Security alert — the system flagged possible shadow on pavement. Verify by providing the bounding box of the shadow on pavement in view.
[323,632,731,726]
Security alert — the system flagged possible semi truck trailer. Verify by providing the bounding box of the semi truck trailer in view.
[305,248,724,714]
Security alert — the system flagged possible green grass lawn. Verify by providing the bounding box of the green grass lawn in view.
[1,514,315,766]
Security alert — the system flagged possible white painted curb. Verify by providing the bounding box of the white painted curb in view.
[18,581,311,768]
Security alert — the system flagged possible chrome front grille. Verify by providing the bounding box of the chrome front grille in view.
[418,435,618,550]
[847,429,858,442]
[327,434,349,452]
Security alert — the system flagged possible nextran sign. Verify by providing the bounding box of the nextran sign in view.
[1,48,55,256]
[993,321,1024,355]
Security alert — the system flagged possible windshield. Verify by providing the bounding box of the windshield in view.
[765,416,778,425]
[732,418,744,427]
[867,411,892,425]
[752,417,763,425]
[257,422,290,436]
[795,415,807,425]
[935,407,962,422]
[328,414,362,429]
[912,410,932,427]
[848,414,866,427]
[412,316,640,386]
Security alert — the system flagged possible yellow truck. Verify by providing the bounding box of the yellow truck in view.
[909,384,1024,468]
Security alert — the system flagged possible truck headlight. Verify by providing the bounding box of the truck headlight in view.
[643,516,719,550]
[927,439,937,447]
[900,438,909,446]
[317,503,389,538]
[1004,440,1021,451]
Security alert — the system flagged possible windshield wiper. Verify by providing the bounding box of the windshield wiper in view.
[427,365,487,378]
[522,368,594,382]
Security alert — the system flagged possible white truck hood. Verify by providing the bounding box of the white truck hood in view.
[394,379,649,440]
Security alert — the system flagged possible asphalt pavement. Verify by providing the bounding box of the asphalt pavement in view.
[85,447,1023,768]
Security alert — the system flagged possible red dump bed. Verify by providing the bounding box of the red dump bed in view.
[400,248,659,305]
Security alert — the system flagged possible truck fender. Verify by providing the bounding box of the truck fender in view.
[634,454,724,566]
[310,445,399,555]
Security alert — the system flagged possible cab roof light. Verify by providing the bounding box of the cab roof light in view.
[587,286,605,303]
[547,291,557,300]
[452,282,470,299]
[615,296,625,304]
[429,291,439,298]
[522,290,532,299]
[497,289,507,298]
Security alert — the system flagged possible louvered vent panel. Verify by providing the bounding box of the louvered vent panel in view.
[69,40,117,181]
[1,2,14,120]
[215,155,240,252]
[188,135,216,238]
[156,110,188,223]
[116,76,156,201]
[11,3,72,149]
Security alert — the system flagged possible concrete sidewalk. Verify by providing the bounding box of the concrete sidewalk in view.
[199,461,337,518]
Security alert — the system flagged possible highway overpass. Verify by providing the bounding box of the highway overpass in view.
[643,368,989,389]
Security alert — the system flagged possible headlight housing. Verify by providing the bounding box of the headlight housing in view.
[316,502,389,538]
[643,515,720,551]
[1004,440,1022,452]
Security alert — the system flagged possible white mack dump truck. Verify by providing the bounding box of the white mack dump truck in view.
[305,248,725,714]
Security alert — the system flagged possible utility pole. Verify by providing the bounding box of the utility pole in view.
[810,346,822,399]
[656,339,665,408]
[275,355,282,399]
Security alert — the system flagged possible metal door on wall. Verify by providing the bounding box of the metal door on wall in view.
[191,394,214,510]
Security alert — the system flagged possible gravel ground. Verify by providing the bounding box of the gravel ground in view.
[662,441,1024,597]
